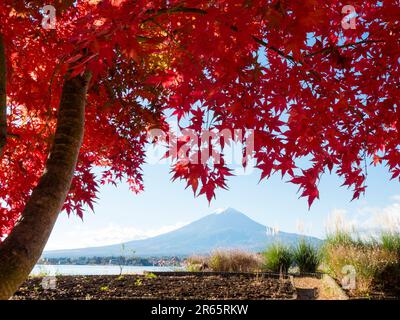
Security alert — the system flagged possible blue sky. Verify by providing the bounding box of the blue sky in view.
[46,151,400,250]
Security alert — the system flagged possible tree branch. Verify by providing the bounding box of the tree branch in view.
[0,34,7,155]
[0,71,92,299]
[252,36,301,65]
[253,37,386,66]
[141,7,386,67]
[142,6,207,23]
[304,39,386,58]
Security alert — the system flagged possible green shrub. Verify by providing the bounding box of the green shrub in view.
[325,230,360,247]
[380,232,400,255]
[262,244,292,273]
[145,272,157,279]
[293,240,321,273]
[135,278,143,286]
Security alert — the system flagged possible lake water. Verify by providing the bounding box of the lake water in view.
[31,264,181,276]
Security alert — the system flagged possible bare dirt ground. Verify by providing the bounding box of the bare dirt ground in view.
[293,277,342,300]
[13,274,296,300]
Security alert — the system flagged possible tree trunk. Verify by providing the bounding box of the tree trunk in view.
[0,33,6,155]
[0,71,91,299]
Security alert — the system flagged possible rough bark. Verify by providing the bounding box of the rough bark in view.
[0,34,6,155]
[0,71,91,300]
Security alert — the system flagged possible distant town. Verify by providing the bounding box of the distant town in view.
[38,256,184,267]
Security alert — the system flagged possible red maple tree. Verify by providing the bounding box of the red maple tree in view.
[0,0,399,298]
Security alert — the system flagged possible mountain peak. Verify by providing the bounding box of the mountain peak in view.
[213,207,243,215]
[44,208,322,258]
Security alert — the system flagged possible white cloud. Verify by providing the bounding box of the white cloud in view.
[390,194,400,202]
[357,201,400,232]
[325,195,400,236]
[45,222,188,251]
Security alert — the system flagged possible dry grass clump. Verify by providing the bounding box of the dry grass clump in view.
[323,230,400,296]
[324,241,398,295]
[185,255,209,272]
[323,210,400,297]
[209,250,263,272]
[186,250,262,272]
